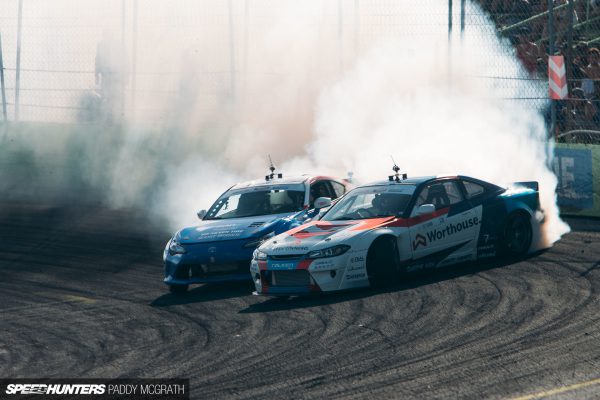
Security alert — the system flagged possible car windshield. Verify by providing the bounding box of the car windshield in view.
[322,185,415,221]
[204,186,306,219]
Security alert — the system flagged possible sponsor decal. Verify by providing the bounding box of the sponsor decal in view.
[197,223,238,231]
[413,234,427,250]
[350,256,364,263]
[273,246,309,252]
[196,230,245,240]
[346,273,366,280]
[426,217,480,243]
[347,264,364,272]
[407,261,436,272]
[442,254,472,265]
[477,244,496,258]
[268,261,297,270]
[311,260,336,270]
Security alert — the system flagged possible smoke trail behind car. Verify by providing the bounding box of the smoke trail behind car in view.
[0,0,569,246]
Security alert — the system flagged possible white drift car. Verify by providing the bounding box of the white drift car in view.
[250,174,542,295]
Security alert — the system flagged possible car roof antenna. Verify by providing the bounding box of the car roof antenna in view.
[389,156,406,182]
[266,155,283,181]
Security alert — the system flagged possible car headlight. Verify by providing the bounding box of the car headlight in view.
[168,239,187,256]
[243,231,275,248]
[253,250,268,261]
[306,245,351,259]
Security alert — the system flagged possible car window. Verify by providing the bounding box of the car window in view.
[463,180,485,198]
[331,181,346,198]
[206,188,305,219]
[414,181,464,210]
[323,190,412,221]
[310,181,335,207]
[443,181,464,204]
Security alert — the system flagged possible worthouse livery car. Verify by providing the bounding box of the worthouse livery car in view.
[251,173,542,295]
[163,173,350,293]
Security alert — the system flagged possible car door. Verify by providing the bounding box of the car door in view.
[408,180,481,269]
[459,178,502,258]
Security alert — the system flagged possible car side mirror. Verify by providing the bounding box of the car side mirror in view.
[314,197,332,210]
[415,204,435,216]
[197,209,207,219]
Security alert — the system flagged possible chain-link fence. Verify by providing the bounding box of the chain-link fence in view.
[478,0,600,142]
[0,0,598,140]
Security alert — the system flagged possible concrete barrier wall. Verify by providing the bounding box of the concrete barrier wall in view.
[554,143,600,218]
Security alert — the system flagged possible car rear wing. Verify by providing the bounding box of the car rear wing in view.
[512,181,539,191]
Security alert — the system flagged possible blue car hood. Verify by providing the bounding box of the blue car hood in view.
[176,212,299,244]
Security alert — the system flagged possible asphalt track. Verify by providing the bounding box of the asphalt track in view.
[2,203,600,399]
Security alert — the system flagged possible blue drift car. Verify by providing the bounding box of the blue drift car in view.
[163,174,350,294]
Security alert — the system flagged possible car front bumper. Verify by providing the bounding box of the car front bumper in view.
[163,240,255,285]
[250,251,368,295]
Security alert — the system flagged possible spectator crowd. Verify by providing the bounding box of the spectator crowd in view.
[477,0,600,138]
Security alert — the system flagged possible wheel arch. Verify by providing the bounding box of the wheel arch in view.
[499,208,534,256]
[364,229,398,254]
[507,207,533,221]
[366,233,400,266]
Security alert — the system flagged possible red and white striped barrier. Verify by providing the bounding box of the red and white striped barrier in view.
[549,55,568,100]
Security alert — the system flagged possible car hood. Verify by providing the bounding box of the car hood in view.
[260,217,395,254]
[176,213,296,244]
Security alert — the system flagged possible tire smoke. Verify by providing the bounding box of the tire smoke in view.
[0,0,570,246]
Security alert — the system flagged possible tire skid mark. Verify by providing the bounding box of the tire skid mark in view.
[3,205,600,400]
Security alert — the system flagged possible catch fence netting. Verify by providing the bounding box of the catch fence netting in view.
[0,1,598,139]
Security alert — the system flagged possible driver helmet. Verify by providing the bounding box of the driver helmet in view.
[372,193,394,211]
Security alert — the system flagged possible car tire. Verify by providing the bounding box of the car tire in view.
[500,212,533,258]
[169,284,189,295]
[366,237,402,287]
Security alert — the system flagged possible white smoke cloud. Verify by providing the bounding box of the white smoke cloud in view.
[290,35,570,246]
[0,0,570,245]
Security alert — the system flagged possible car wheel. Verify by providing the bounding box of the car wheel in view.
[169,284,189,295]
[501,212,533,258]
[366,237,402,287]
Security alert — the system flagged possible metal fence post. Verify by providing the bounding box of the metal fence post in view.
[549,0,556,139]
[448,0,453,42]
[122,0,126,44]
[586,0,591,37]
[354,0,359,58]
[228,0,236,103]
[0,32,7,122]
[131,0,138,119]
[567,0,574,85]
[338,0,343,73]
[460,0,465,39]
[121,0,127,119]
[15,0,23,121]
[242,0,248,104]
